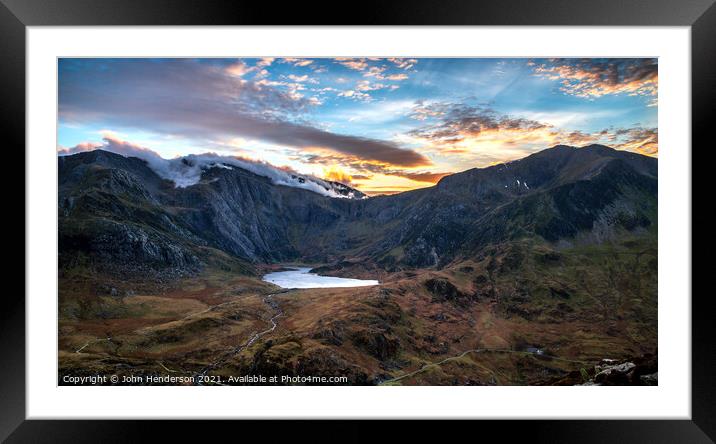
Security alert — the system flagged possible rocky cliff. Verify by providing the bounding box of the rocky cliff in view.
[58,144,657,276]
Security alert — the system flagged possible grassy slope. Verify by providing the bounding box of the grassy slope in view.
[59,231,656,385]
[57,148,657,385]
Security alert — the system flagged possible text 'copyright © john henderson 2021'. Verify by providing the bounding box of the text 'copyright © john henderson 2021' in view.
[60,374,350,385]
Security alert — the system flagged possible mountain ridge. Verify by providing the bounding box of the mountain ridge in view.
[58,144,657,275]
[58,143,659,386]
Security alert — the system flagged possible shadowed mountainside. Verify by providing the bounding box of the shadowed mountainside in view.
[58,144,657,275]
[58,144,657,386]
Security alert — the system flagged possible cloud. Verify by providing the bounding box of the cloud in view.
[408,101,449,121]
[405,101,658,161]
[335,58,369,71]
[59,59,429,168]
[280,58,314,67]
[59,135,161,160]
[355,80,388,92]
[347,80,401,99]
[257,57,274,67]
[307,96,323,106]
[386,73,409,81]
[226,58,275,78]
[296,149,449,186]
[322,165,354,184]
[530,58,658,99]
[397,171,452,183]
[58,135,361,197]
[335,58,411,81]
[409,103,551,143]
[338,89,373,102]
[226,61,253,77]
[287,74,316,83]
[611,127,658,155]
[364,66,387,78]
[388,58,418,70]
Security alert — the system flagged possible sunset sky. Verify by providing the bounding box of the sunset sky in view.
[58,57,657,195]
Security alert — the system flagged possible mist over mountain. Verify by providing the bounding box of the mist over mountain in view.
[59,138,367,199]
[58,144,657,276]
[57,56,660,387]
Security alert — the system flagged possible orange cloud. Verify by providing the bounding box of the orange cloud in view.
[323,165,353,184]
[399,171,452,183]
[291,147,452,191]
[406,102,658,160]
[408,104,553,146]
[531,58,658,99]
[612,127,658,155]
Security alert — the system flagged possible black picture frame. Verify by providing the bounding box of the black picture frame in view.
[3,0,714,441]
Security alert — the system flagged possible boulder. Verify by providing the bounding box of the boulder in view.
[594,361,636,385]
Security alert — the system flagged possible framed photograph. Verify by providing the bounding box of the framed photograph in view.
[6,0,714,440]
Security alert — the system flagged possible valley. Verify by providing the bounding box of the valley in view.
[58,144,658,386]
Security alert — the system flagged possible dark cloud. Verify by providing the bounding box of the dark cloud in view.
[612,127,658,155]
[408,103,551,143]
[405,100,658,157]
[297,151,450,184]
[562,130,598,145]
[58,59,429,167]
[558,126,658,155]
[530,58,658,98]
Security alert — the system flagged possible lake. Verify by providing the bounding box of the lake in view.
[262,267,379,289]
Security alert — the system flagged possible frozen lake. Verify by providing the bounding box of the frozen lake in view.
[263,267,379,289]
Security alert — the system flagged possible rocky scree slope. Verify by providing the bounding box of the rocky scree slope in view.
[58,145,657,276]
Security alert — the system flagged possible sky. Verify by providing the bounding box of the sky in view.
[58,57,657,195]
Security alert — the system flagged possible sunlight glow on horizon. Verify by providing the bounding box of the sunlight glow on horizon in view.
[58,57,658,194]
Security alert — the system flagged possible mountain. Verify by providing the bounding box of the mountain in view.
[355,144,657,268]
[58,144,657,277]
[59,149,356,274]
[288,173,367,199]
[58,144,658,386]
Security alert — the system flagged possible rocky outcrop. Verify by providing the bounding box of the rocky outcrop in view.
[576,355,658,386]
[593,361,636,385]
[58,144,658,274]
[424,278,473,306]
[349,328,401,361]
[236,338,371,385]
